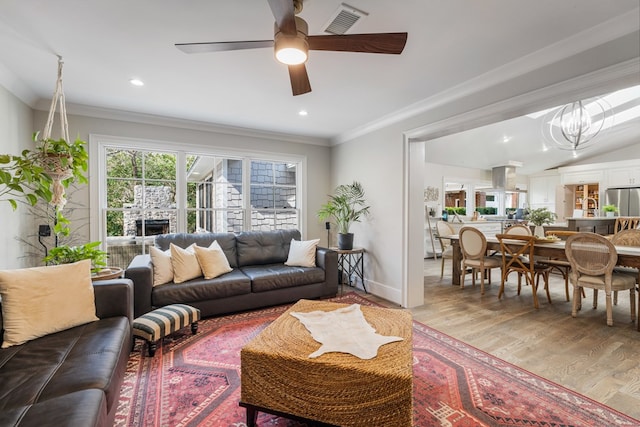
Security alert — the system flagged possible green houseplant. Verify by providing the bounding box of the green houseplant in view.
[603,204,618,217]
[317,181,371,250]
[0,133,88,236]
[525,207,557,237]
[43,241,108,274]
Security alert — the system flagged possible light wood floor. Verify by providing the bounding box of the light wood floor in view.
[350,257,640,420]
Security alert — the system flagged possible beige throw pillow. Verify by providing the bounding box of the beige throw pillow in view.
[194,240,233,279]
[171,243,202,283]
[150,246,173,286]
[285,239,320,268]
[0,259,99,348]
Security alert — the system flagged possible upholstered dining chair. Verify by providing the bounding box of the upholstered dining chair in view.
[564,233,637,326]
[496,234,553,309]
[458,226,502,294]
[435,220,455,278]
[610,229,640,307]
[504,224,532,235]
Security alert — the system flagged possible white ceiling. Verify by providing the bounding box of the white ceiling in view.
[0,1,639,175]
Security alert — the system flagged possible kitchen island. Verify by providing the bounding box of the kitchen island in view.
[566,217,616,234]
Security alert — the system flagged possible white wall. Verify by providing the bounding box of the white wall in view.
[332,32,639,308]
[0,84,35,269]
[32,110,333,249]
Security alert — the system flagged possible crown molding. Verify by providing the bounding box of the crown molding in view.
[332,9,640,145]
[0,62,38,106]
[30,100,332,147]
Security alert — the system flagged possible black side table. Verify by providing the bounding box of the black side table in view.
[331,247,366,293]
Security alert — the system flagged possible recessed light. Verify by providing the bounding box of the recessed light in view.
[129,78,144,87]
[298,110,308,116]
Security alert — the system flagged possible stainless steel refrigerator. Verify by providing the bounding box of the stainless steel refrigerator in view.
[605,188,640,216]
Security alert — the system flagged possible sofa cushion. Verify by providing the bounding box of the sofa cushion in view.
[170,243,202,284]
[0,260,99,348]
[285,239,320,267]
[155,232,238,268]
[149,246,173,286]
[236,229,301,267]
[0,316,130,414]
[194,241,233,279]
[241,264,325,292]
[152,269,251,306]
[0,389,107,427]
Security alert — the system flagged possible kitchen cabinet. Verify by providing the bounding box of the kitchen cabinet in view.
[529,174,561,216]
[529,175,559,205]
[562,170,603,185]
[607,167,640,187]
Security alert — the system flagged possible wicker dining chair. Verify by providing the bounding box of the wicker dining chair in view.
[496,234,552,309]
[435,220,455,278]
[458,226,502,294]
[610,229,640,307]
[564,233,637,326]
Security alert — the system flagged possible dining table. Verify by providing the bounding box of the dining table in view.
[446,234,640,287]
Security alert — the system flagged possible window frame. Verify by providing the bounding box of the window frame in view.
[89,134,307,252]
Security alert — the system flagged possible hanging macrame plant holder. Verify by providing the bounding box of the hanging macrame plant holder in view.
[39,57,73,208]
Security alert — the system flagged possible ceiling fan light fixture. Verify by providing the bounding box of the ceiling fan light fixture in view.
[275,43,308,65]
[274,17,309,65]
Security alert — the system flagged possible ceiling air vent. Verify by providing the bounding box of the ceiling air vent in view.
[322,3,368,35]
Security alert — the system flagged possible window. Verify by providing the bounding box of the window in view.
[95,139,303,270]
[250,161,298,231]
[186,155,244,233]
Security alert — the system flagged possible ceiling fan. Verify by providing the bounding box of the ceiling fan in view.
[175,0,408,96]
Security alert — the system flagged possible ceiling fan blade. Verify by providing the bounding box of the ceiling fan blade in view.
[176,40,274,54]
[288,64,311,96]
[308,32,408,54]
[267,0,296,35]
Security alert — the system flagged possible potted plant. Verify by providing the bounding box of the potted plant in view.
[317,181,371,250]
[603,204,618,218]
[0,133,88,236]
[525,207,557,237]
[43,241,108,274]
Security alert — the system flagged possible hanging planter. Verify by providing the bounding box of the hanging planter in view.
[0,57,88,235]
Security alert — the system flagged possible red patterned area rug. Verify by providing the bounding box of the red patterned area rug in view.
[115,293,638,426]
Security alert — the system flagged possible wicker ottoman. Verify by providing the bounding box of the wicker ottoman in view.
[132,304,201,356]
[240,299,413,427]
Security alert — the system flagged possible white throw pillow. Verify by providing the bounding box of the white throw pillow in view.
[194,241,233,279]
[149,246,173,286]
[171,243,202,283]
[0,259,99,348]
[285,239,320,268]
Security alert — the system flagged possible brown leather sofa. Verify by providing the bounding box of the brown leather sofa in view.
[125,229,338,318]
[0,279,133,427]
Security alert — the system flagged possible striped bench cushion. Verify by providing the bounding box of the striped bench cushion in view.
[132,304,201,343]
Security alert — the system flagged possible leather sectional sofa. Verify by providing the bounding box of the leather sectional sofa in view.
[0,278,133,427]
[125,229,338,318]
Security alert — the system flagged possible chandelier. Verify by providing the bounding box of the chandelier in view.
[543,96,612,151]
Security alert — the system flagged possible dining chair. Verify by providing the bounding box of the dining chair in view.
[537,230,580,301]
[504,224,531,235]
[458,226,502,294]
[496,234,553,309]
[564,233,637,326]
[610,229,640,307]
[435,220,455,278]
